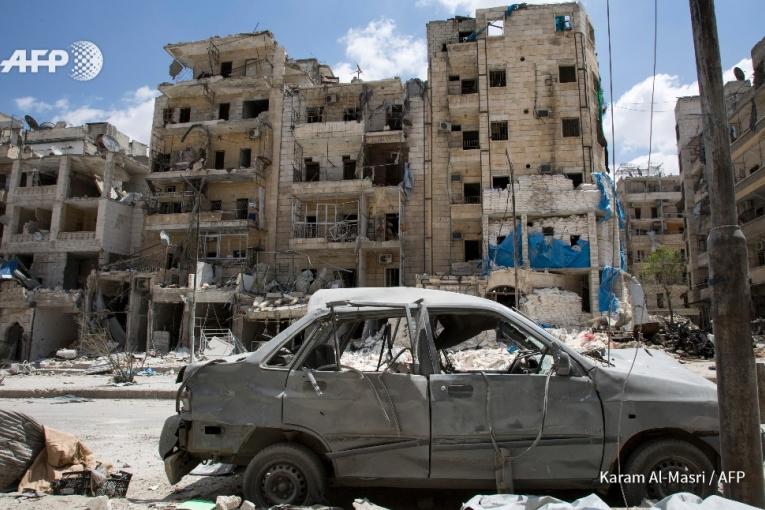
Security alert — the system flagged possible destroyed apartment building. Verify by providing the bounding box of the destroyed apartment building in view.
[418,3,627,328]
[0,120,149,361]
[617,169,696,319]
[676,34,765,327]
[1,2,643,362]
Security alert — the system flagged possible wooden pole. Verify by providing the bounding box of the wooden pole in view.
[688,0,764,505]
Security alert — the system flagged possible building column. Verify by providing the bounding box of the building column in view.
[50,156,71,240]
[587,212,601,317]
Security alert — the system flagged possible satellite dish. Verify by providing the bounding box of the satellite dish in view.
[99,134,121,152]
[39,122,54,130]
[169,59,184,79]
[734,67,746,81]
[24,115,39,130]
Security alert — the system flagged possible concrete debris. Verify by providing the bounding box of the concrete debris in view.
[88,495,112,510]
[651,316,715,359]
[55,349,78,360]
[353,499,390,510]
[239,502,256,510]
[213,495,241,510]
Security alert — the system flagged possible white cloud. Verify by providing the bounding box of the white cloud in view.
[416,0,569,16]
[606,58,752,175]
[334,18,427,83]
[14,86,158,144]
[15,96,53,112]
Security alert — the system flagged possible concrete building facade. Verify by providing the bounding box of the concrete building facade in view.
[617,170,695,318]
[676,36,765,326]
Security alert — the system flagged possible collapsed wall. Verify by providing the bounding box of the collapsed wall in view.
[520,287,585,327]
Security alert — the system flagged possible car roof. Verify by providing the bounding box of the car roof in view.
[308,287,510,314]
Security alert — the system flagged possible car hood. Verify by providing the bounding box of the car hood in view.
[587,348,718,404]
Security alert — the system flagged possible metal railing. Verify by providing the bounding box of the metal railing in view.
[292,220,358,242]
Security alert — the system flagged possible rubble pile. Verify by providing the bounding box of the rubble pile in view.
[520,288,586,327]
[547,328,610,351]
[652,316,715,359]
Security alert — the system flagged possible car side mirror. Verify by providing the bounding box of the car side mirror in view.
[556,352,572,377]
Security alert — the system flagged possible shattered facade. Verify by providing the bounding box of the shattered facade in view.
[617,172,696,318]
[0,120,148,360]
[676,35,765,326]
[421,3,621,326]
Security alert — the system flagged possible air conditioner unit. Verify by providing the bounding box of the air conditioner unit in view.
[248,127,260,139]
[378,253,393,265]
[451,174,463,182]
[438,121,452,132]
[452,231,463,240]
[539,164,553,174]
[535,109,550,118]
[325,94,338,103]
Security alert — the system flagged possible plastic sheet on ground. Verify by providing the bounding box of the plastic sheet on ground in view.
[461,492,760,510]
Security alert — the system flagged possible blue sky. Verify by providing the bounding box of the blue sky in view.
[0,0,762,172]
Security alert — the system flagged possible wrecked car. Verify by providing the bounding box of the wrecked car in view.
[159,287,722,506]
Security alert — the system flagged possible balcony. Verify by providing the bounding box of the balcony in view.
[736,164,765,202]
[625,191,682,203]
[291,178,371,199]
[6,232,50,250]
[144,209,260,231]
[289,220,358,250]
[742,212,765,238]
[12,185,57,202]
[56,231,99,251]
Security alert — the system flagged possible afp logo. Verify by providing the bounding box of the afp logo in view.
[1,41,103,81]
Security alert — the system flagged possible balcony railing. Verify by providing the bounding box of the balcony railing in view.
[58,231,96,240]
[292,220,358,242]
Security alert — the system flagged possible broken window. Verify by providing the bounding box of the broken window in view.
[562,118,580,137]
[243,99,269,119]
[305,160,320,181]
[220,61,233,77]
[209,200,222,211]
[463,182,481,204]
[236,198,248,220]
[461,79,478,95]
[214,151,225,170]
[219,103,230,120]
[492,176,509,190]
[165,186,176,193]
[462,131,479,150]
[448,75,460,82]
[489,69,506,87]
[386,104,403,130]
[570,235,580,246]
[306,106,324,123]
[634,208,642,219]
[343,107,361,122]
[451,123,462,132]
[496,235,506,244]
[385,213,400,240]
[636,249,646,262]
[239,148,252,168]
[458,30,474,42]
[542,227,554,238]
[384,267,400,287]
[162,108,174,126]
[179,107,191,123]
[651,207,658,218]
[343,158,356,180]
[490,121,508,141]
[559,65,576,83]
[464,239,481,261]
[565,172,583,187]
[555,15,572,32]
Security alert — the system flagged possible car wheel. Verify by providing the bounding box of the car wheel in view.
[620,438,717,505]
[242,442,326,507]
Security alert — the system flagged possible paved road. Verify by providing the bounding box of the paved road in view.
[0,398,597,510]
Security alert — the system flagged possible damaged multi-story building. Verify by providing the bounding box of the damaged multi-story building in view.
[419,3,624,327]
[676,35,765,326]
[617,169,695,318]
[0,120,149,360]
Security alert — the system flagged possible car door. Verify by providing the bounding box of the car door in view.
[429,317,604,486]
[282,305,431,480]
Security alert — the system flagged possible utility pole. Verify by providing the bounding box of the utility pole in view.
[505,149,520,308]
[688,0,764,505]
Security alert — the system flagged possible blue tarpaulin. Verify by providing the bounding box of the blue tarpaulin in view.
[489,229,590,270]
[599,266,622,313]
[592,172,625,228]
[0,260,19,279]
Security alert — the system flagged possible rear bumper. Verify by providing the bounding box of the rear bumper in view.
[159,414,196,484]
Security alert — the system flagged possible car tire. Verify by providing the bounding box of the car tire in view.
[620,438,717,506]
[242,442,327,507]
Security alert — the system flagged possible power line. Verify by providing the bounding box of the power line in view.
[606,0,617,173]
[646,0,659,171]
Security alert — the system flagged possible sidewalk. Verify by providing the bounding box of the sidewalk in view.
[0,373,179,399]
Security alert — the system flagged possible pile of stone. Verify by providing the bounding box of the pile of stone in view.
[520,288,586,327]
